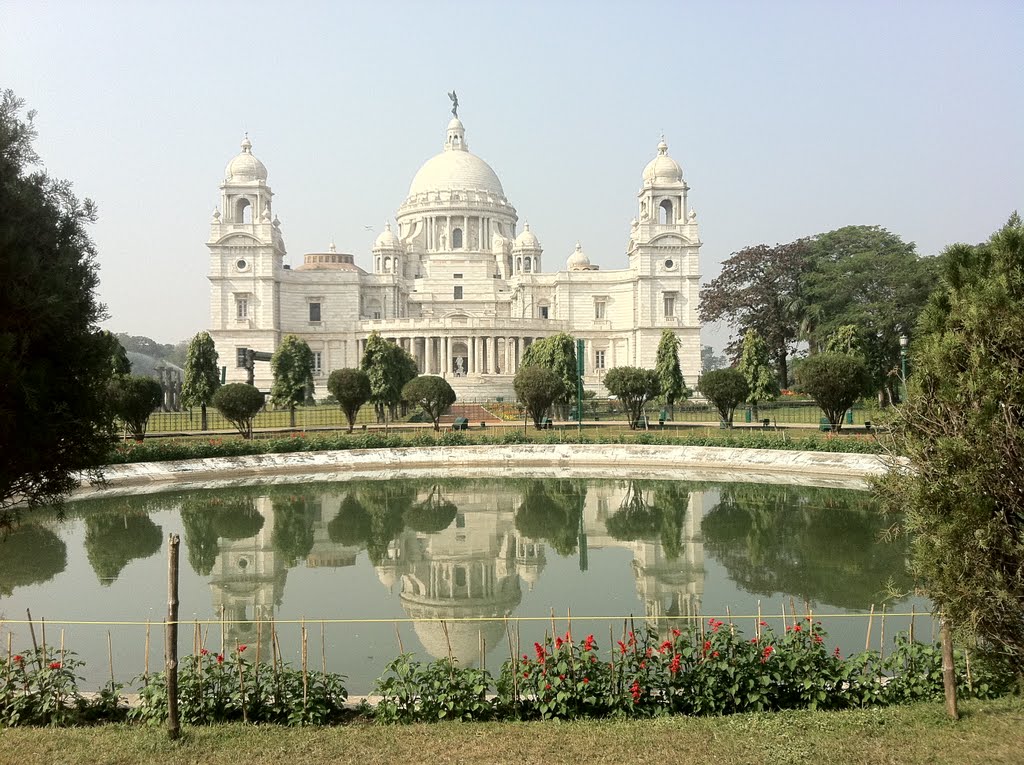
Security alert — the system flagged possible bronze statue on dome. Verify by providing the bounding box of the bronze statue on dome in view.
[448,90,458,118]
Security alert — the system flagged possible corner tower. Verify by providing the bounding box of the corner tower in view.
[207,135,286,384]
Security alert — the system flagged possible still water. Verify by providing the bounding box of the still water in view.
[0,477,929,693]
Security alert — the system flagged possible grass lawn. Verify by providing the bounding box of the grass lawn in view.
[2,697,1021,765]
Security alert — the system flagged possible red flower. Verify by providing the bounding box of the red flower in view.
[545,683,551,690]
[200,648,209,656]
[712,651,719,659]
[238,644,247,652]
[660,639,672,652]
[583,634,596,651]
[834,646,842,658]
[582,677,589,684]
[534,642,546,662]
[640,661,646,669]
[591,656,597,663]
[554,637,563,650]
[559,674,565,681]
[671,628,681,637]
[669,654,681,675]
[13,655,24,664]
[523,671,529,678]
[814,635,824,645]
[617,640,628,654]
[759,621,768,627]
[216,654,224,664]
[630,680,641,703]
[49,661,61,670]
[794,624,802,632]
[702,640,711,653]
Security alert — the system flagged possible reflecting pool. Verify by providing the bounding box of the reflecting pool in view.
[0,477,929,693]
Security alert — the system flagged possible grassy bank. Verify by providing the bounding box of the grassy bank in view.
[2,697,1021,765]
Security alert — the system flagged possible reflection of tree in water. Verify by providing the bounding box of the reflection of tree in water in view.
[272,494,319,566]
[84,510,162,585]
[403,485,458,534]
[514,479,587,557]
[0,523,68,596]
[604,481,690,560]
[327,494,371,547]
[181,496,266,576]
[324,483,421,564]
[701,484,912,609]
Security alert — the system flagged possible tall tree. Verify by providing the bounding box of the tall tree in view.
[181,331,220,431]
[697,368,749,427]
[0,90,116,522]
[514,365,562,429]
[802,225,938,404]
[270,334,315,428]
[109,375,164,442]
[877,214,1024,665]
[738,329,779,421]
[701,345,728,372]
[360,331,418,423]
[654,330,689,418]
[795,352,869,431]
[101,330,131,377]
[520,333,579,418]
[699,240,811,386]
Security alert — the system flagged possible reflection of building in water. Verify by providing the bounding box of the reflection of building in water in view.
[208,497,286,653]
[586,484,705,628]
[376,485,530,664]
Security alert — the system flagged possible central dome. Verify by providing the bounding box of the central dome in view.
[406,116,505,199]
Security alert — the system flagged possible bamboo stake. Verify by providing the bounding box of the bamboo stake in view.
[220,604,226,656]
[394,621,405,654]
[301,620,308,718]
[726,605,734,636]
[757,601,762,641]
[909,605,916,644]
[321,620,327,676]
[941,617,959,720]
[965,649,973,694]
[441,620,456,680]
[780,602,787,636]
[166,533,181,741]
[254,616,262,701]
[865,605,875,652]
[238,642,247,724]
[478,629,484,671]
[40,617,47,666]
[7,632,12,672]
[505,617,517,707]
[144,620,151,686]
[107,631,115,692]
[879,605,887,662]
[60,629,65,670]
[271,619,280,692]
[25,609,39,670]
[789,597,797,631]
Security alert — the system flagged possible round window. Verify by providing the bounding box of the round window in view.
[236,259,248,270]
[664,259,674,269]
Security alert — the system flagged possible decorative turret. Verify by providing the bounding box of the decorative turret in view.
[511,222,542,275]
[372,222,404,275]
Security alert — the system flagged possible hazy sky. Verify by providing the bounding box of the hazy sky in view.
[2,0,1021,350]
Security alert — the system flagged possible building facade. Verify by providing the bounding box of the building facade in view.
[207,111,702,398]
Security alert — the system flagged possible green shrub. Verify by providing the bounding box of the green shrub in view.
[212,383,266,439]
[109,375,163,441]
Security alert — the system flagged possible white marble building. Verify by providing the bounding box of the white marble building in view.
[207,109,702,398]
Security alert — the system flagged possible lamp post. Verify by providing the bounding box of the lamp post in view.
[899,335,908,403]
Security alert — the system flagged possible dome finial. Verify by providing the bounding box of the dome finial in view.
[241,132,252,153]
[657,134,668,155]
[329,240,337,253]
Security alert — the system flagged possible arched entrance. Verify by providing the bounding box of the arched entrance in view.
[451,341,468,377]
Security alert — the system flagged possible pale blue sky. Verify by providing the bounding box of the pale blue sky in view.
[2,0,1021,350]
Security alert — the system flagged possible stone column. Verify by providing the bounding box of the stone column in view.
[470,337,476,375]
[493,336,500,374]
[443,336,450,377]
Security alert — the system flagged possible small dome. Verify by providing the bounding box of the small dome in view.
[513,222,540,250]
[567,242,591,271]
[225,134,268,182]
[374,221,402,250]
[447,117,465,132]
[642,137,682,185]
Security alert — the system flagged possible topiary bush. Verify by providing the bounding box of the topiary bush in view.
[212,383,265,439]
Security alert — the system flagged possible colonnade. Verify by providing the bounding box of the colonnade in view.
[354,334,543,377]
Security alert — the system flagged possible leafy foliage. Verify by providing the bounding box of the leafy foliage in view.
[212,383,265,439]
[603,366,661,428]
[181,331,220,430]
[374,655,494,723]
[513,365,562,429]
[697,368,749,426]
[270,334,315,427]
[655,330,689,415]
[738,329,779,420]
[108,375,163,441]
[514,480,586,556]
[83,510,162,584]
[876,214,1024,666]
[402,375,456,432]
[326,368,371,433]
[0,523,67,596]
[604,482,690,561]
[0,90,116,521]
[361,331,418,422]
[520,333,579,416]
[795,353,869,431]
[101,330,131,377]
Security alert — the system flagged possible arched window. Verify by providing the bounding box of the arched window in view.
[533,257,539,272]
[452,227,463,248]
[376,257,381,272]
[236,198,252,224]
[524,258,532,273]
[507,255,513,274]
[383,256,391,272]
[659,199,673,224]
[516,257,522,273]
[393,256,400,275]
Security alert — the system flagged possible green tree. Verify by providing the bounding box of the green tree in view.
[327,494,372,547]
[181,331,220,431]
[876,214,1024,665]
[0,90,117,522]
[402,375,456,432]
[327,368,371,433]
[802,226,938,405]
[109,375,163,442]
[520,333,579,418]
[697,368,749,427]
[738,329,780,421]
[271,495,317,567]
[604,482,691,561]
[403,485,459,534]
[83,510,162,585]
[270,334,315,428]
[794,352,869,431]
[699,240,811,386]
[361,331,417,423]
[603,366,661,429]
[514,479,586,557]
[213,383,265,439]
[655,330,689,417]
[0,523,67,596]
[513,365,561,429]
[101,330,131,377]
[701,345,728,372]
